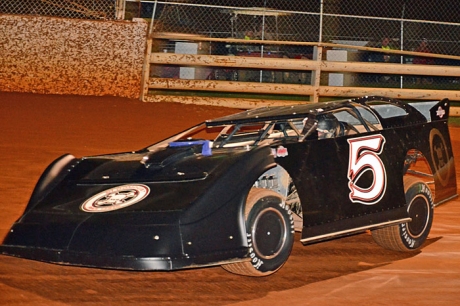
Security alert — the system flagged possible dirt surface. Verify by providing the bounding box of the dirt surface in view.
[0,92,459,305]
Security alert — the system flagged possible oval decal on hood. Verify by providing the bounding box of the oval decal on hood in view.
[81,184,150,213]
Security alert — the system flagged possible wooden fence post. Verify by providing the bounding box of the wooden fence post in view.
[310,46,323,103]
[140,38,153,101]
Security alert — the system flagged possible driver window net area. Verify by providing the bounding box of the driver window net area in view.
[368,102,408,119]
[214,120,304,148]
[335,106,383,133]
[268,120,303,139]
[213,123,265,148]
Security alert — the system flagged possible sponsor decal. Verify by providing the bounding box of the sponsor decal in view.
[247,233,264,270]
[429,128,451,186]
[347,135,387,205]
[81,184,150,213]
[436,106,446,119]
[271,146,288,158]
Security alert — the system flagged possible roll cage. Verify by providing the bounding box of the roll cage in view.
[147,96,441,153]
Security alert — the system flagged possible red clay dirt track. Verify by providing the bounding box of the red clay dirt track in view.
[0,92,459,305]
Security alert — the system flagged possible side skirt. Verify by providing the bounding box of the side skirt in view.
[301,217,411,245]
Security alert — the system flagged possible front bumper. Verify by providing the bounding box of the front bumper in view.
[0,245,248,271]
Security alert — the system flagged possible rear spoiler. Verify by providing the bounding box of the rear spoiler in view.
[429,98,450,122]
[408,98,450,122]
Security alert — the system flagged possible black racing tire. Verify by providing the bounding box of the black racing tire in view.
[222,188,294,276]
[371,176,434,252]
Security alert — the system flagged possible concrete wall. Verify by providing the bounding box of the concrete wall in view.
[0,15,148,99]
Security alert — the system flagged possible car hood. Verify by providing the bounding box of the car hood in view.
[79,145,211,183]
[23,144,260,217]
[2,144,272,262]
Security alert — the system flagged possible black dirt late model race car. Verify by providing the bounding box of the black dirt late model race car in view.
[0,96,457,277]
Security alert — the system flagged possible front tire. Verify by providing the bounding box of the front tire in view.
[222,188,294,276]
[372,176,434,251]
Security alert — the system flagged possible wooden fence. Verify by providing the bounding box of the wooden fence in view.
[142,34,460,109]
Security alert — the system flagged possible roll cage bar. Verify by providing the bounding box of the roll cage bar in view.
[147,96,439,153]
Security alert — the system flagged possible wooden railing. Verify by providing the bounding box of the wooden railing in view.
[142,34,460,109]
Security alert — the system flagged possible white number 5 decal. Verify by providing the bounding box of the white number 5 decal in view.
[347,135,387,205]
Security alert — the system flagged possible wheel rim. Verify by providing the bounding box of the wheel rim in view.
[252,207,287,260]
[407,194,430,238]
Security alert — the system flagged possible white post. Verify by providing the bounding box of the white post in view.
[149,0,159,37]
[400,2,406,88]
[115,0,126,20]
[319,0,324,43]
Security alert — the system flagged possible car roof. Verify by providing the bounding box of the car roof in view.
[206,99,352,127]
[206,96,413,127]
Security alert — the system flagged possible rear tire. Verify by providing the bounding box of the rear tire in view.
[372,176,434,251]
[222,188,294,276]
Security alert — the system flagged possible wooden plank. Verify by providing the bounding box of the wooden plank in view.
[152,33,460,61]
[151,52,460,77]
[148,78,460,101]
[318,86,460,101]
[148,78,314,95]
[143,94,307,109]
[326,61,460,77]
[449,107,460,117]
[150,52,313,70]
